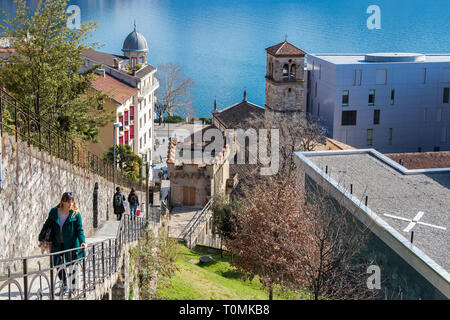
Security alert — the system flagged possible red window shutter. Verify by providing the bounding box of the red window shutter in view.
[130,125,134,139]
[125,130,129,145]
[124,111,129,126]
[130,106,134,121]
[119,136,124,145]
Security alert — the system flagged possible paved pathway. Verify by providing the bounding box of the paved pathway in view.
[167,206,203,239]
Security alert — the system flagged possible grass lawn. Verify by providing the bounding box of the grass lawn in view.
[157,243,310,300]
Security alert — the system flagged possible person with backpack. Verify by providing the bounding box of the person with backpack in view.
[113,187,126,220]
[128,187,140,218]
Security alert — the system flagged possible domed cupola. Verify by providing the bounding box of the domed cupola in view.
[122,22,148,67]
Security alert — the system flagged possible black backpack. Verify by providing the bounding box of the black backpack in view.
[129,193,138,205]
[114,193,123,207]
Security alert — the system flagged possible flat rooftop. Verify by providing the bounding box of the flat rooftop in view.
[309,54,450,65]
[296,150,450,278]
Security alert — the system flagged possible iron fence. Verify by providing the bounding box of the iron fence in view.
[0,214,146,300]
[0,88,140,190]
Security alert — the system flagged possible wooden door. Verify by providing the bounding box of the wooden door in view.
[189,187,196,206]
[183,187,189,206]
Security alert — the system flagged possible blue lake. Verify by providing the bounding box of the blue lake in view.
[1,0,449,117]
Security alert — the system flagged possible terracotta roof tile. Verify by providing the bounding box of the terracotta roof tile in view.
[92,73,137,105]
[265,41,306,57]
[385,151,450,169]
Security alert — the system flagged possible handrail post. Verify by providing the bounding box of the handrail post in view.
[49,255,55,300]
[101,242,105,281]
[82,252,86,298]
[23,259,28,300]
[92,245,96,289]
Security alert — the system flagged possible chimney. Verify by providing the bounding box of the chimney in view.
[213,98,217,113]
[243,89,247,102]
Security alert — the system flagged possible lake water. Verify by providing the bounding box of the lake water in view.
[1,0,449,117]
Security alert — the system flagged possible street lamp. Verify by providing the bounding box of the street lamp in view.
[113,122,122,191]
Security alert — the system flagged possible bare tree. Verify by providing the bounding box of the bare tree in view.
[156,62,196,123]
[224,171,376,300]
[249,110,326,178]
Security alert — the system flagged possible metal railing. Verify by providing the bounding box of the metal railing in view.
[0,88,140,190]
[182,199,212,249]
[0,214,146,300]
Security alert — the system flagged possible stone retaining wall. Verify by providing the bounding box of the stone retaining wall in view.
[0,133,143,261]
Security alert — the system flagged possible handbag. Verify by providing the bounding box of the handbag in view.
[42,224,54,243]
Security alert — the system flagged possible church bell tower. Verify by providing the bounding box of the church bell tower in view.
[265,40,307,116]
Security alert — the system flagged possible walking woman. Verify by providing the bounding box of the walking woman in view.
[38,192,87,294]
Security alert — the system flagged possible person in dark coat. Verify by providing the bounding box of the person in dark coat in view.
[38,192,86,294]
[113,187,126,220]
[128,187,140,218]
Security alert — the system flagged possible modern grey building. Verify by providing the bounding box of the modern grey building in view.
[307,53,450,153]
[294,149,450,299]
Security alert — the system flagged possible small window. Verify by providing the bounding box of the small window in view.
[391,89,395,105]
[434,147,440,152]
[374,110,380,125]
[353,69,357,86]
[444,88,450,103]
[367,129,373,146]
[341,111,357,126]
[389,128,393,145]
[368,89,375,106]
[342,90,349,106]
[418,147,422,152]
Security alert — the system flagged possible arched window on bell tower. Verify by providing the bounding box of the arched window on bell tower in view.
[282,64,289,80]
[290,64,296,79]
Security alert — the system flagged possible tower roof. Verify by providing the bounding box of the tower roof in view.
[265,40,306,57]
[122,24,149,53]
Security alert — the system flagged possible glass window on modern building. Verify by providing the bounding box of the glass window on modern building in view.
[444,88,449,103]
[368,89,375,106]
[391,89,395,105]
[374,109,380,125]
[441,127,447,143]
[341,110,357,126]
[389,128,393,145]
[342,90,349,106]
[367,129,374,146]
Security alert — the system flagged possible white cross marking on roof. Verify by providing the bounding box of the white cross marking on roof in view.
[383,212,446,233]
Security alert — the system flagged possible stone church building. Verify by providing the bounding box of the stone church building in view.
[167,40,309,207]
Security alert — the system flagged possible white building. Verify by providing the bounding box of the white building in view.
[82,24,159,168]
[307,53,450,153]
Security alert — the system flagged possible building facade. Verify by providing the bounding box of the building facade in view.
[307,53,450,153]
[82,24,159,167]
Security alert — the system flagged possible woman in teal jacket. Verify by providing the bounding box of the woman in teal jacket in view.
[38,192,87,291]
